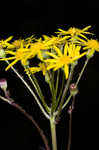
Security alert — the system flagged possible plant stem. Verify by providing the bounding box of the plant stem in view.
[0,95,51,150]
[12,103,50,150]
[55,70,60,97]
[67,96,75,150]
[6,61,50,119]
[54,71,65,111]
[66,59,89,150]
[25,66,50,113]
[62,94,73,110]
[50,115,57,150]
[67,112,72,150]
[56,64,75,121]
[54,94,72,117]
[47,71,56,114]
[75,59,89,86]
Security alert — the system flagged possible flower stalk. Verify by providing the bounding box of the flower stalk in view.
[50,115,57,150]
[56,63,76,121]
[6,60,50,119]
[24,66,50,113]
[75,58,89,86]
[67,94,76,150]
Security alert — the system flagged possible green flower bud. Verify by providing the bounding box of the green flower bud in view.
[70,83,78,96]
[0,48,6,58]
[22,60,30,68]
[86,49,95,60]
[0,79,7,91]
[45,72,50,83]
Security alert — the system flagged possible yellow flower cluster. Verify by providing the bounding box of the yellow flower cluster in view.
[0,26,99,79]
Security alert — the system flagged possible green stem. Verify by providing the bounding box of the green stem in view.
[6,61,50,119]
[62,94,73,110]
[25,66,50,113]
[55,70,60,97]
[48,70,55,98]
[56,64,75,120]
[55,71,65,110]
[75,59,89,86]
[54,94,72,117]
[47,71,56,114]
[50,115,57,150]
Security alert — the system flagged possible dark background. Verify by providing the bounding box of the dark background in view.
[0,0,99,150]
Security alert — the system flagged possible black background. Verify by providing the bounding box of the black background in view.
[0,0,99,150]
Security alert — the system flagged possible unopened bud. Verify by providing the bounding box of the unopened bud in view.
[86,49,95,60]
[0,79,7,91]
[22,60,30,68]
[70,83,78,96]
[68,105,74,114]
[0,48,6,58]
[45,72,50,83]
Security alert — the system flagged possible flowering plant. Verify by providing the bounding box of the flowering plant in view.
[0,26,99,150]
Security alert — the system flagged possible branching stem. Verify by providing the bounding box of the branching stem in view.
[0,95,51,150]
[6,61,50,119]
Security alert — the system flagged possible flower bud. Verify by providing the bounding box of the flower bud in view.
[68,105,74,114]
[0,48,6,58]
[70,83,78,96]
[45,72,50,83]
[22,60,30,68]
[0,79,7,91]
[86,49,95,60]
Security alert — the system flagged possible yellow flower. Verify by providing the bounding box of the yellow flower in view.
[24,41,49,61]
[0,42,31,70]
[44,35,60,46]
[42,35,51,42]
[56,26,92,43]
[0,36,13,48]
[26,63,47,75]
[66,43,81,58]
[43,35,69,47]
[45,44,86,79]
[83,39,99,58]
[7,35,35,49]
[11,39,24,49]
[83,39,99,51]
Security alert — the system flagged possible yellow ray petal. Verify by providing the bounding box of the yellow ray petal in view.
[45,59,57,63]
[5,59,18,71]
[64,64,69,79]
[53,64,63,71]
[82,26,91,32]
[78,33,88,40]
[72,52,87,61]
[56,28,66,34]
[53,46,62,56]
[47,64,57,70]
[46,52,58,59]
[5,36,13,42]
[6,51,16,55]
[76,36,87,43]
[60,36,70,41]
[0,57,16,61]
[64,43,68,55]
